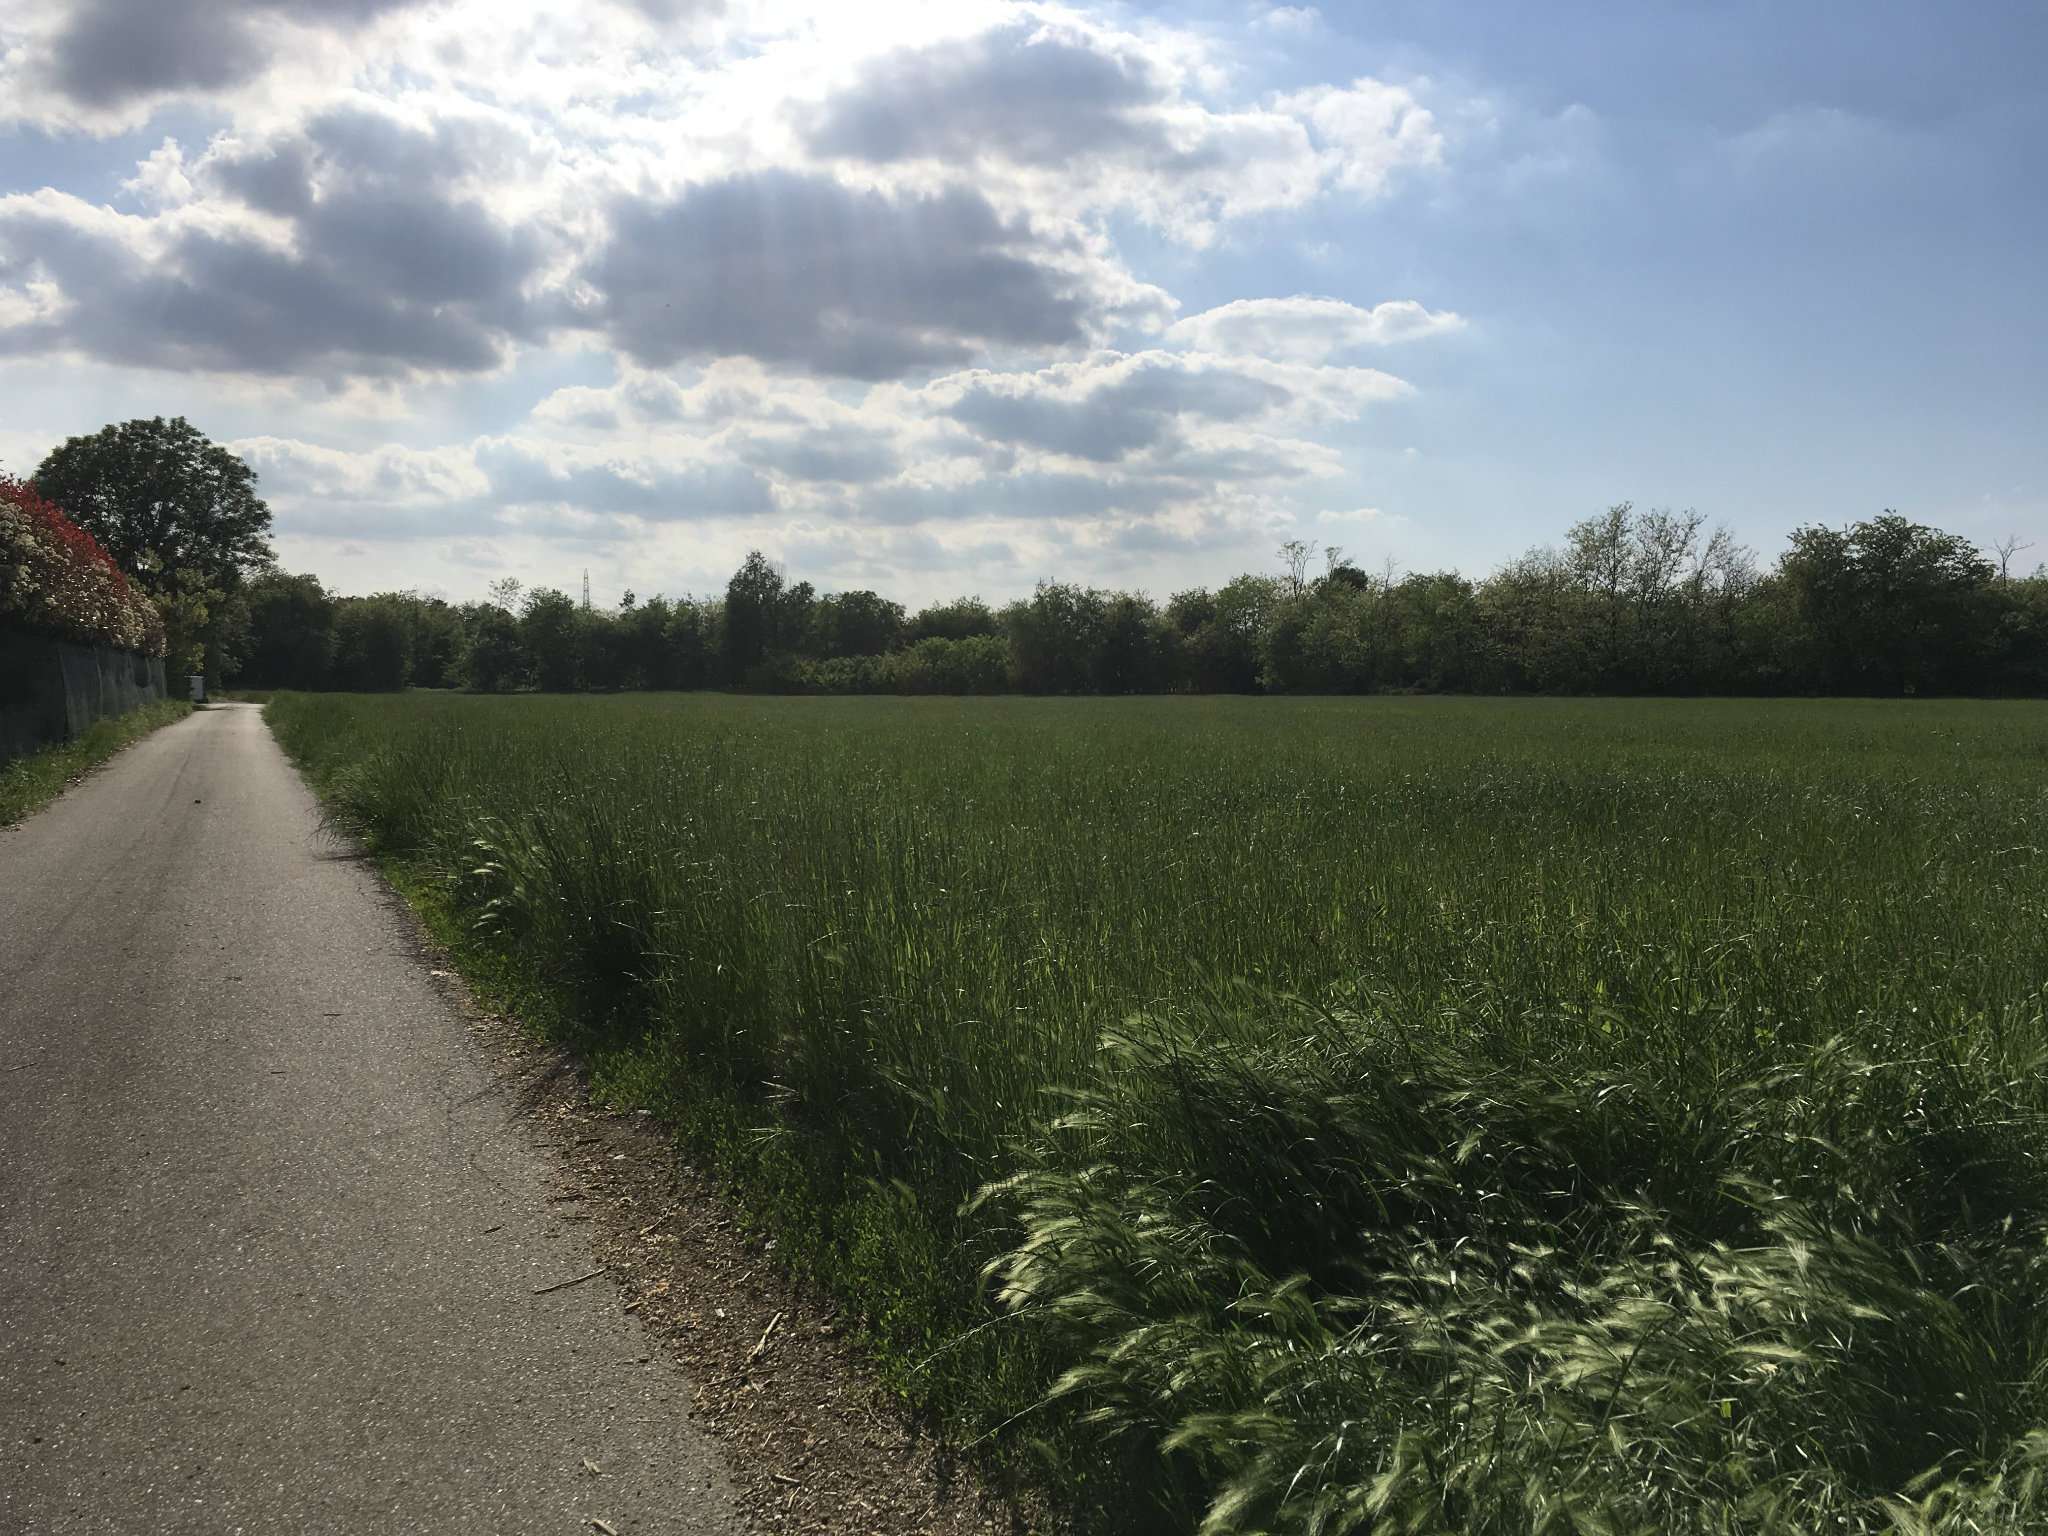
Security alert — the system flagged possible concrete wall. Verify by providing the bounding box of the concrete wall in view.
[1,631,168,763]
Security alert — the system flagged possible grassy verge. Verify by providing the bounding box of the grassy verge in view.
[0,698,192,824]
[265,691,2048,1534]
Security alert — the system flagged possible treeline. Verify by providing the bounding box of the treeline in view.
[227,507,2048,697]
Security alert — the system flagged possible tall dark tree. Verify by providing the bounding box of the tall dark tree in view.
[909,597,999,642]
[662,600,715,689]
[1097,592,1165,692]
[233,570,336,689]
[723,551,785,676]
[1168,576,1277,692]
[616,594,673,689]
[329,596,414,691]
[816,589,906,657]
[402,596,466,689]
[34,416,274,679]
[460,602,528,692]
[1780,514,1997,693]
[520,588,585,691]
[1005,582,1108,693]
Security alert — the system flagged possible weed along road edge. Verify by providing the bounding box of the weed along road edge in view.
[0,704,743,1534]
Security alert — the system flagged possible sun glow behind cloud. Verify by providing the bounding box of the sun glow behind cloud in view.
[0,0,1471,602]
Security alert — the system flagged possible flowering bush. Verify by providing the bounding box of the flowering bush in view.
[0,476,166,656]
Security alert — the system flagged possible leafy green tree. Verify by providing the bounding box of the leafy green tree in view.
[1168,576,1277,692]
[580,604,632,690]
[1097,592,1165,692]
[909,597,999,642]
[402,596,465,689]
[662,600,715,689]
[1779,515,1997,693]
[723,551,784,676]
[33,417,275,679]
[520,588,584,691]
[232,570,335,689]
[1004,582,1109,693]
[1478,552,1597,693]
[1388,572,1493,691]
[816,589,906,657]
[777,579,818,657]
[329,596,413,690]
[460,602,527,692]
[1992,572,2048,693]
[882,635,1010,693]
[615,594,673,689]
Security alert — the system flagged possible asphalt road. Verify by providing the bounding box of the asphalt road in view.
[0,704,740,1534]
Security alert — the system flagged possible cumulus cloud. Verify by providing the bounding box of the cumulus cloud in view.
[476,440,776,520]
[802,20,1163,169]
[1,0,1478,600]
[532,361,914,438]
[731,424,904,486]
[929,350,1407,463]
[47,0,417,110]
[0,197,536,378]
[781,523,1020,580]
[1167,296,1464,361]
[1257,6,1322,33]
[801,18,1445,240]
[1275,77,1446,194]
[236,435,489,505]
[946,355,1291,462]
[580,170,1170,379]
[0,104,551,380]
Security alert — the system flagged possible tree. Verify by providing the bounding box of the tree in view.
[329,596,413,691]
[1779,514,1997,693]
[1564,503,1635,689]
[33,417,275,678]
[402,596,465,689]
[1097,592,1165,692]
[232,570,336,689]
[723,551,784,676]
[460,602,528,691]
[616,593,673,689]
[1278,538,1318,599]
[1169,576,1278,692]
[1004,582,1108,693]
[909,598,999,642]
[777,579,818,657]
[1993,534,2036,583]
[816,589,907,657]
[662,600,715,689]
[520,588,584,691]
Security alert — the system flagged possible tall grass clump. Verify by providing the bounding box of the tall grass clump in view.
[265,692,2048,1530]
[984,1004,2048,1532]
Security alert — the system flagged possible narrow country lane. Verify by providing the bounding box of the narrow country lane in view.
[0,704,741,1534]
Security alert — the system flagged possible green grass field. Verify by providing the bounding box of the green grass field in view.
[267,692,2048,1533]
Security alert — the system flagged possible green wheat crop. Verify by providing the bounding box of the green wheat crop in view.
[266,691,2048,1533]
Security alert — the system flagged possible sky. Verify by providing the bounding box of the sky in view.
[1,1,2043,608]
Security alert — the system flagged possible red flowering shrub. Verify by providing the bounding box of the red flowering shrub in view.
[0,476,166,656]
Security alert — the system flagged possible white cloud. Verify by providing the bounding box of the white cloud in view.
[1167,296,1465,362]
[1274,76,1445,195]
[0,0,1482,601]
[1257,6,1321,33]
[580,170,1171,379]
[798,15,1448,242]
